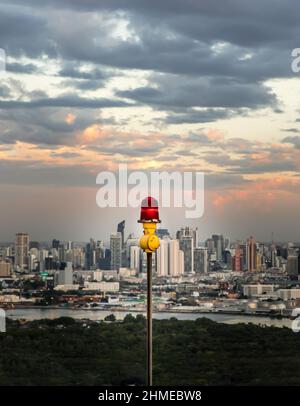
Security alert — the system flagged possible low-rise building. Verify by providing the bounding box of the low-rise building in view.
[243,284,274,297]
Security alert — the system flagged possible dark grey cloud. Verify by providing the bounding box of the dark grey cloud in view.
[165,109,238,124]
[58,63,116,90]
[0,3,56,58]
[118,75,277,110]
[0,93,131,109]
[6,62,38,74]
[58,65,108,80]
[62,79,106,91]
[0,106,104,145]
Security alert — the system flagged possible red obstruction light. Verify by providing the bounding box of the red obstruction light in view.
[139,196,161,223]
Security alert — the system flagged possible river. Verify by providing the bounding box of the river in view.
[5,308,293,329]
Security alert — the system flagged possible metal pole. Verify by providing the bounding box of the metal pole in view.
[146,252,152,386]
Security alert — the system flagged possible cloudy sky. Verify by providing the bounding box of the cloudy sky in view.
[1,0,300,243]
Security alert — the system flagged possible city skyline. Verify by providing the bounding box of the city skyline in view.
[1,226,299,275]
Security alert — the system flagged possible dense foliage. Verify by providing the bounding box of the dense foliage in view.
[0,316,300,386]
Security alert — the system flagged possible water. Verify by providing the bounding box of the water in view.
[5,308,293,329]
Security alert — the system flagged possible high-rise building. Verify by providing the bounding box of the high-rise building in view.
[246,236,257,271]
[212,234,224,261]
[52,239,60,250]
[169,240,179,276]
[45,256,55,271]
[71,247,85,269]
[176,227,198,248]
[287,255,298,277]
[256,252,263,271]
[85,238,96,269]
[15,233,29,270]
[58,243,66,263]
[232,246,243,272]
[271,244,277,267]
[157,239,184,277]
[117,220,125,248]
[110,232,122,271]
[178,250,184,276]
[0,260,12,277]
[126,236,139,267]
[157,239,169,277]
[194,247,208,274]
[177,230,194,273]
[99,249,111,270]
[130,245,140,272]
[205,238,215,255]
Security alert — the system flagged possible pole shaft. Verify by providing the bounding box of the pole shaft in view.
[147,252,152,386]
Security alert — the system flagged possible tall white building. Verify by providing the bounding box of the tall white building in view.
[169,240,179,276]
[157,238,169,277]
[130,245,140,272]
[157,239,184,277]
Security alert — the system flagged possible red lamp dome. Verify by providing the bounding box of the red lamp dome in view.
[139,196,161,223]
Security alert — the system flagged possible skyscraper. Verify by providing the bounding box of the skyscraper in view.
[194,247,208,274]
[232,246,243,272]
[110,232,122,271]
[58,243,66,263]
[178,250,184,276]
[212,234,224,261]
[15,233,29,270]
[117,220,125,248]
[157,238,169,277]
[52,239,60,250]
[157,239,184,277]
[178,230,194,274]
[130,245,140,272]
[176,227,198,248]
[287,255,298,277]
[169,240,179,276]
[85,238,96,269]
[246,236,257,271]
